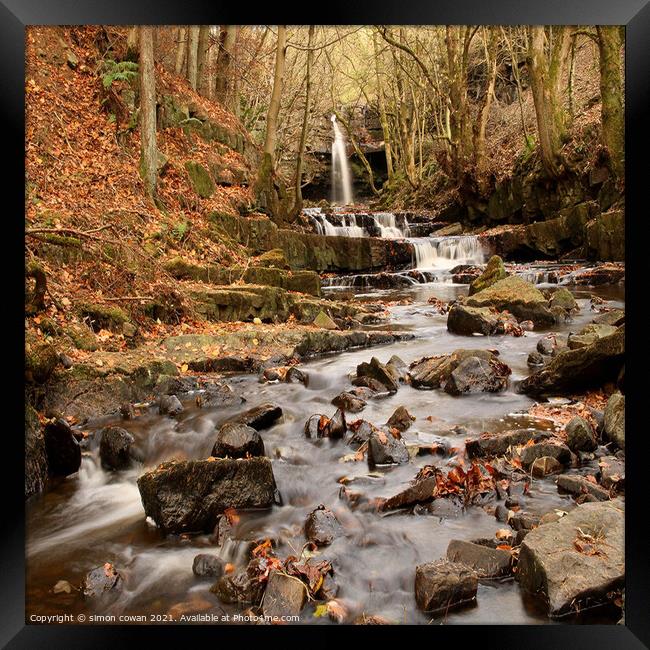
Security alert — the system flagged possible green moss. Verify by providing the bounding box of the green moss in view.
[469,255,508,295]
[79,303,129,332]
[185,161,215,198]
[256,249,290,269]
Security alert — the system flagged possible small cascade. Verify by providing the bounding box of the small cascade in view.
[411,235,485,271]
[331,115,354,206]
[373,212,410,239]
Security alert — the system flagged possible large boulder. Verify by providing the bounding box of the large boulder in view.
[468,255,507,295]
[517,500,624,617]
[25,404,48,498]
[43,419,81,478]
[603,392,625,450]
[414,560,478,613]
[567,324,618,350]
[137,457,277,533]
[409,349,510,391]
[211,422,265,459]
[99,426,136,470]
[520,326,624,395]
[465,276,555,327]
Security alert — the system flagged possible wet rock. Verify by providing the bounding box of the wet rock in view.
[465,276,555,327]
[519,440,572,468]
[435,222,463,236]
[520,326,624,396]
[386,406,415,432]
[224,403,283,431]
[568,324,618,350]
[43,419,81,478]
[210,558,265,605]
[305,505,343,546]
[446,304,502,336]
[137,457,277,533]
[466,429,548,458]
[313,310,339,330]
[346,419,376,447]
[593,309,625,327]
[469,255,507,296]
[446,540,513,578]
[444,355,511,395]
[409,349,509,392]
[304,414,327,438]
[120,403,137,420]
[598,456,625,491]
[536,335,558,356]
[565,416,597,453]
[83,563,123,599]
[603,392,625,450]
[527,351,545,367]
[414,560,478,613]
[356,357,399,393]
[25,404,47,498]
[548,288,579,313]
[351,375,388,392]
[261,366,306,384]
[212,422,265,459]
[262,571,307,619]
[509,512,541,532]
[382,475,438,511]
[326,409,347,439]
[192,554,225,578]
[556,474,610,501]
[199,382,243,408]
[368,429,409,467]
[331,392,367,413]
[385,355,409,384]
[517,500,624,617]
[531,456,563,477]
[211,514,233,546]
[159,394,183,417]
[99,426,136,470]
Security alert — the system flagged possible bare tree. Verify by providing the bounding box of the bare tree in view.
[186,25,200,90]
[139,26,157,196]
[174,26,187,75]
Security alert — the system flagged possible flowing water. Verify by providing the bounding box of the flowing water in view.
[26,267,624,625]
[331,115,354,206]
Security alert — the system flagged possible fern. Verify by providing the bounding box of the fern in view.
[101,60,139,89]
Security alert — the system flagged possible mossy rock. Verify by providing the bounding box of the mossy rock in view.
[64,323,99,351]
[548,288,578,312]
[256,249,290,270]
[25,333,59,384]
[312,310,339,330]
[185,161,215,199]
[465,275,555,327]
[79,303,129,332]
[469,255,507,295]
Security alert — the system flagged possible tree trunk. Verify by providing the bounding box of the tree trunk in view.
[596,26,624,180]
[174,26,186,75]
[126,27,139,61]
[139,26,157,197]
[373,31,394,181]
[186,25,199,90]
[196,26,210,96]
[263,26,286,163]
[527,26,571,177]
[291,25,315,217]
[215,26,239,110]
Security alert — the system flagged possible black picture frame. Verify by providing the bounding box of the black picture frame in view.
[5,1,647,646]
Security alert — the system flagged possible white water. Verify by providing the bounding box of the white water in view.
[373,211,410,239]
[411,235,485,271]
[331,115,354,206]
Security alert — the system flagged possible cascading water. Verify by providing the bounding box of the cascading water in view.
[330,115,354,206]
[411,235,485,271]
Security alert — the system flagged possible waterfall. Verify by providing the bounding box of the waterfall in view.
[411,236,485,270]
[331,115,353,206]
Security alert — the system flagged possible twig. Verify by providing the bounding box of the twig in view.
[104,296,154,302]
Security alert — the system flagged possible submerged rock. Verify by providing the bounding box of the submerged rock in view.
[305,504,343,546]
[517,500,624,617]
[212,422,265,459]
[43,419,81,478]
[415,560,478,613]
[99,426,136,470]
[520,326,624,395]
[192,554,225,578]
[137,457,277,533]
[465,276,555,327]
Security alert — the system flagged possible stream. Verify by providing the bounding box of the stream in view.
[25,211,625,625]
